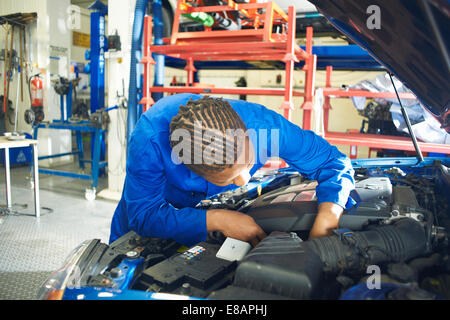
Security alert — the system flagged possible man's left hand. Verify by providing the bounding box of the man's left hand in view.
[309,202,344,239]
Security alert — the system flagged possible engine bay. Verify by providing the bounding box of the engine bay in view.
[73,160,450,300]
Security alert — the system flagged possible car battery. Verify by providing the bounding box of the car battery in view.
[138,242,236,296]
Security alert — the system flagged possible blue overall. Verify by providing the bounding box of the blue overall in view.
[109,94,355,245]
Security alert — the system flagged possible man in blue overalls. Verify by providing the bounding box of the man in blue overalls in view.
[109,94,355,247]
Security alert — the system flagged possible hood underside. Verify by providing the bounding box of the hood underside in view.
[309,0,450,132]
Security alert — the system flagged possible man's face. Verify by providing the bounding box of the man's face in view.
[201,137,255,187]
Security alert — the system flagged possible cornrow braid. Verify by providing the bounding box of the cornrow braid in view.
[169,96,248,176]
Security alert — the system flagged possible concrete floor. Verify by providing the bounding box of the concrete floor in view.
[0,162,119,300]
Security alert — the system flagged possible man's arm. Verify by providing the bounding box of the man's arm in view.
[124,134,208,246]
[309,202,343,238]
[207,209,266,247]
[263,109,355,237]
[127,129,266,247]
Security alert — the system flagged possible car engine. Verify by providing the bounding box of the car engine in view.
[76,161,450,300]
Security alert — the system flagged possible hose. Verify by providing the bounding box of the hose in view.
[304,218,430,274]
[408,253,442,273]
[127,0,148,145]
[151,0,165,103]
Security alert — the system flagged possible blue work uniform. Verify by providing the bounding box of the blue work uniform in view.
[109,93,355,245]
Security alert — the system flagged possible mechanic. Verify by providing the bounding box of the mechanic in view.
[109,93,355,247]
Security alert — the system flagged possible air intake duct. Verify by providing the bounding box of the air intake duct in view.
[305,218,429,274]
[230,218,429,299]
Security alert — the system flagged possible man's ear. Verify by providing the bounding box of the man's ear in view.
[240,170,251,183]
[234,170,251,186]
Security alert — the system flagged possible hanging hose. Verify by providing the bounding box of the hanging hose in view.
[127,0,148,146]
[151,0,165,104]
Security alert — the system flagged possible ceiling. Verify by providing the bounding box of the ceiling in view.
[70,0,108,9]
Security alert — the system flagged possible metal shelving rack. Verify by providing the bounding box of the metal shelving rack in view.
[319,65,450,157]
[139,0,316,125]
[138,0,449,158]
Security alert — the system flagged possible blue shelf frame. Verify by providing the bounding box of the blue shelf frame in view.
[33,122,107,189]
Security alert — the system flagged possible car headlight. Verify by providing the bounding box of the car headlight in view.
[37,240,95,300]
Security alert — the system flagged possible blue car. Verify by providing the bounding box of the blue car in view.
[38,0,450,300]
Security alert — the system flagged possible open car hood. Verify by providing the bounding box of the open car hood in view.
[309,0,450,132]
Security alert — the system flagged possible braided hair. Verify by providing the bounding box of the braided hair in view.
[169,96,248,176]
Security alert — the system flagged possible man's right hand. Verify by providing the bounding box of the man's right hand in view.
[206,209,266,247]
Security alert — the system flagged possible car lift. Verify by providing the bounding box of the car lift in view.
[32,1,108,200]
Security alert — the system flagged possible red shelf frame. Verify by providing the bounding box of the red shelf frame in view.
[320,66,450,156]
[139,1,316,124]
[139,1,449,157]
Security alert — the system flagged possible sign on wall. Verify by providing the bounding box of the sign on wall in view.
[73,31,91,48]
[49,45,69,77]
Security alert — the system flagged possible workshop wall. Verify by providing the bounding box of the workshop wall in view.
[0,0,44,135]
[69,5,103,123]
[70,6,90,64]
[0,0,73,166]
[99,0,137,200]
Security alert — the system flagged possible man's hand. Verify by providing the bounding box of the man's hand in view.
[309,202,344,239]
[207,209,266,247]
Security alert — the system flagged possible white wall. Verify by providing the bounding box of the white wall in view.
[0,0,73,166]
[98,0,137,199]
[0,0,45,135]
[70,6,91,64]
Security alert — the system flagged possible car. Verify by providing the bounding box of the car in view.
[37,0,450,300]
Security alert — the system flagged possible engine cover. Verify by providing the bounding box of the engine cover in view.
[231,232,324,299]
[245,177,402,233]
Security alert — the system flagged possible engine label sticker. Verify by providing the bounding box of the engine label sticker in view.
[183,246,205,260]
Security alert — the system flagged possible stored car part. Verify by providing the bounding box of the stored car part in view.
[24,106,45,125]
[89,108,110,129]
[53,77,71,96]
[71,102,89,121]
[107,31,121,52]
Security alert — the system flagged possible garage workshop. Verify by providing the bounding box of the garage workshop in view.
[0,0,449,302]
